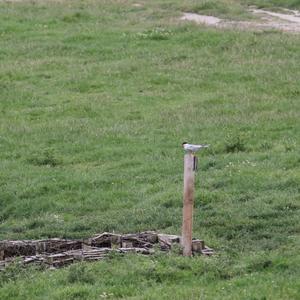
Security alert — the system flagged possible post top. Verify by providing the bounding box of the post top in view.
[182,142,209,153]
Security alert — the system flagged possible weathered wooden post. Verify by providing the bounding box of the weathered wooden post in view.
[181,142,208,256]
[181,151,195,256]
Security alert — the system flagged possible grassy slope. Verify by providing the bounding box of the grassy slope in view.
[0,0,300,299]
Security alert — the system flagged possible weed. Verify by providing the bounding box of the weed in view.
[27,149,61,167]
[225,135,246,153]
[136,28,173,40]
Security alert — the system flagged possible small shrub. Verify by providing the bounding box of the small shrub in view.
[136,28,172,40]
[225,135,246,153]
[27,149,61,167]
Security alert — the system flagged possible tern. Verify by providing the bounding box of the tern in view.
[182,142,209,153]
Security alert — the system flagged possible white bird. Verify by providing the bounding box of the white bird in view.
[182,142,209,153]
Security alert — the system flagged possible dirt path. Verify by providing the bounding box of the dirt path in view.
[1,0,300,33]
[181,8,300,33]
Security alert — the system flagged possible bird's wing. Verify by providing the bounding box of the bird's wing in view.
[184,144,209,151]
[193,144,208,149]
[185,144,194,151]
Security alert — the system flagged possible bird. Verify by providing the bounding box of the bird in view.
[182,142,209,153]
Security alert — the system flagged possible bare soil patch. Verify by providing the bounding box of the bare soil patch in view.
[181,8,300,33]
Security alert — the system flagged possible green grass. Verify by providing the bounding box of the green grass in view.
[0,0,300,299]
[242,0,300,9]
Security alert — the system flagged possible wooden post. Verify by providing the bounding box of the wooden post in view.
[181,152,195,256]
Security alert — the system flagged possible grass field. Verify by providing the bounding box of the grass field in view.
[0,0,300,299]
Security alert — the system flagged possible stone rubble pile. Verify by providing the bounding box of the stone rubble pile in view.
[0,232,213,270]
